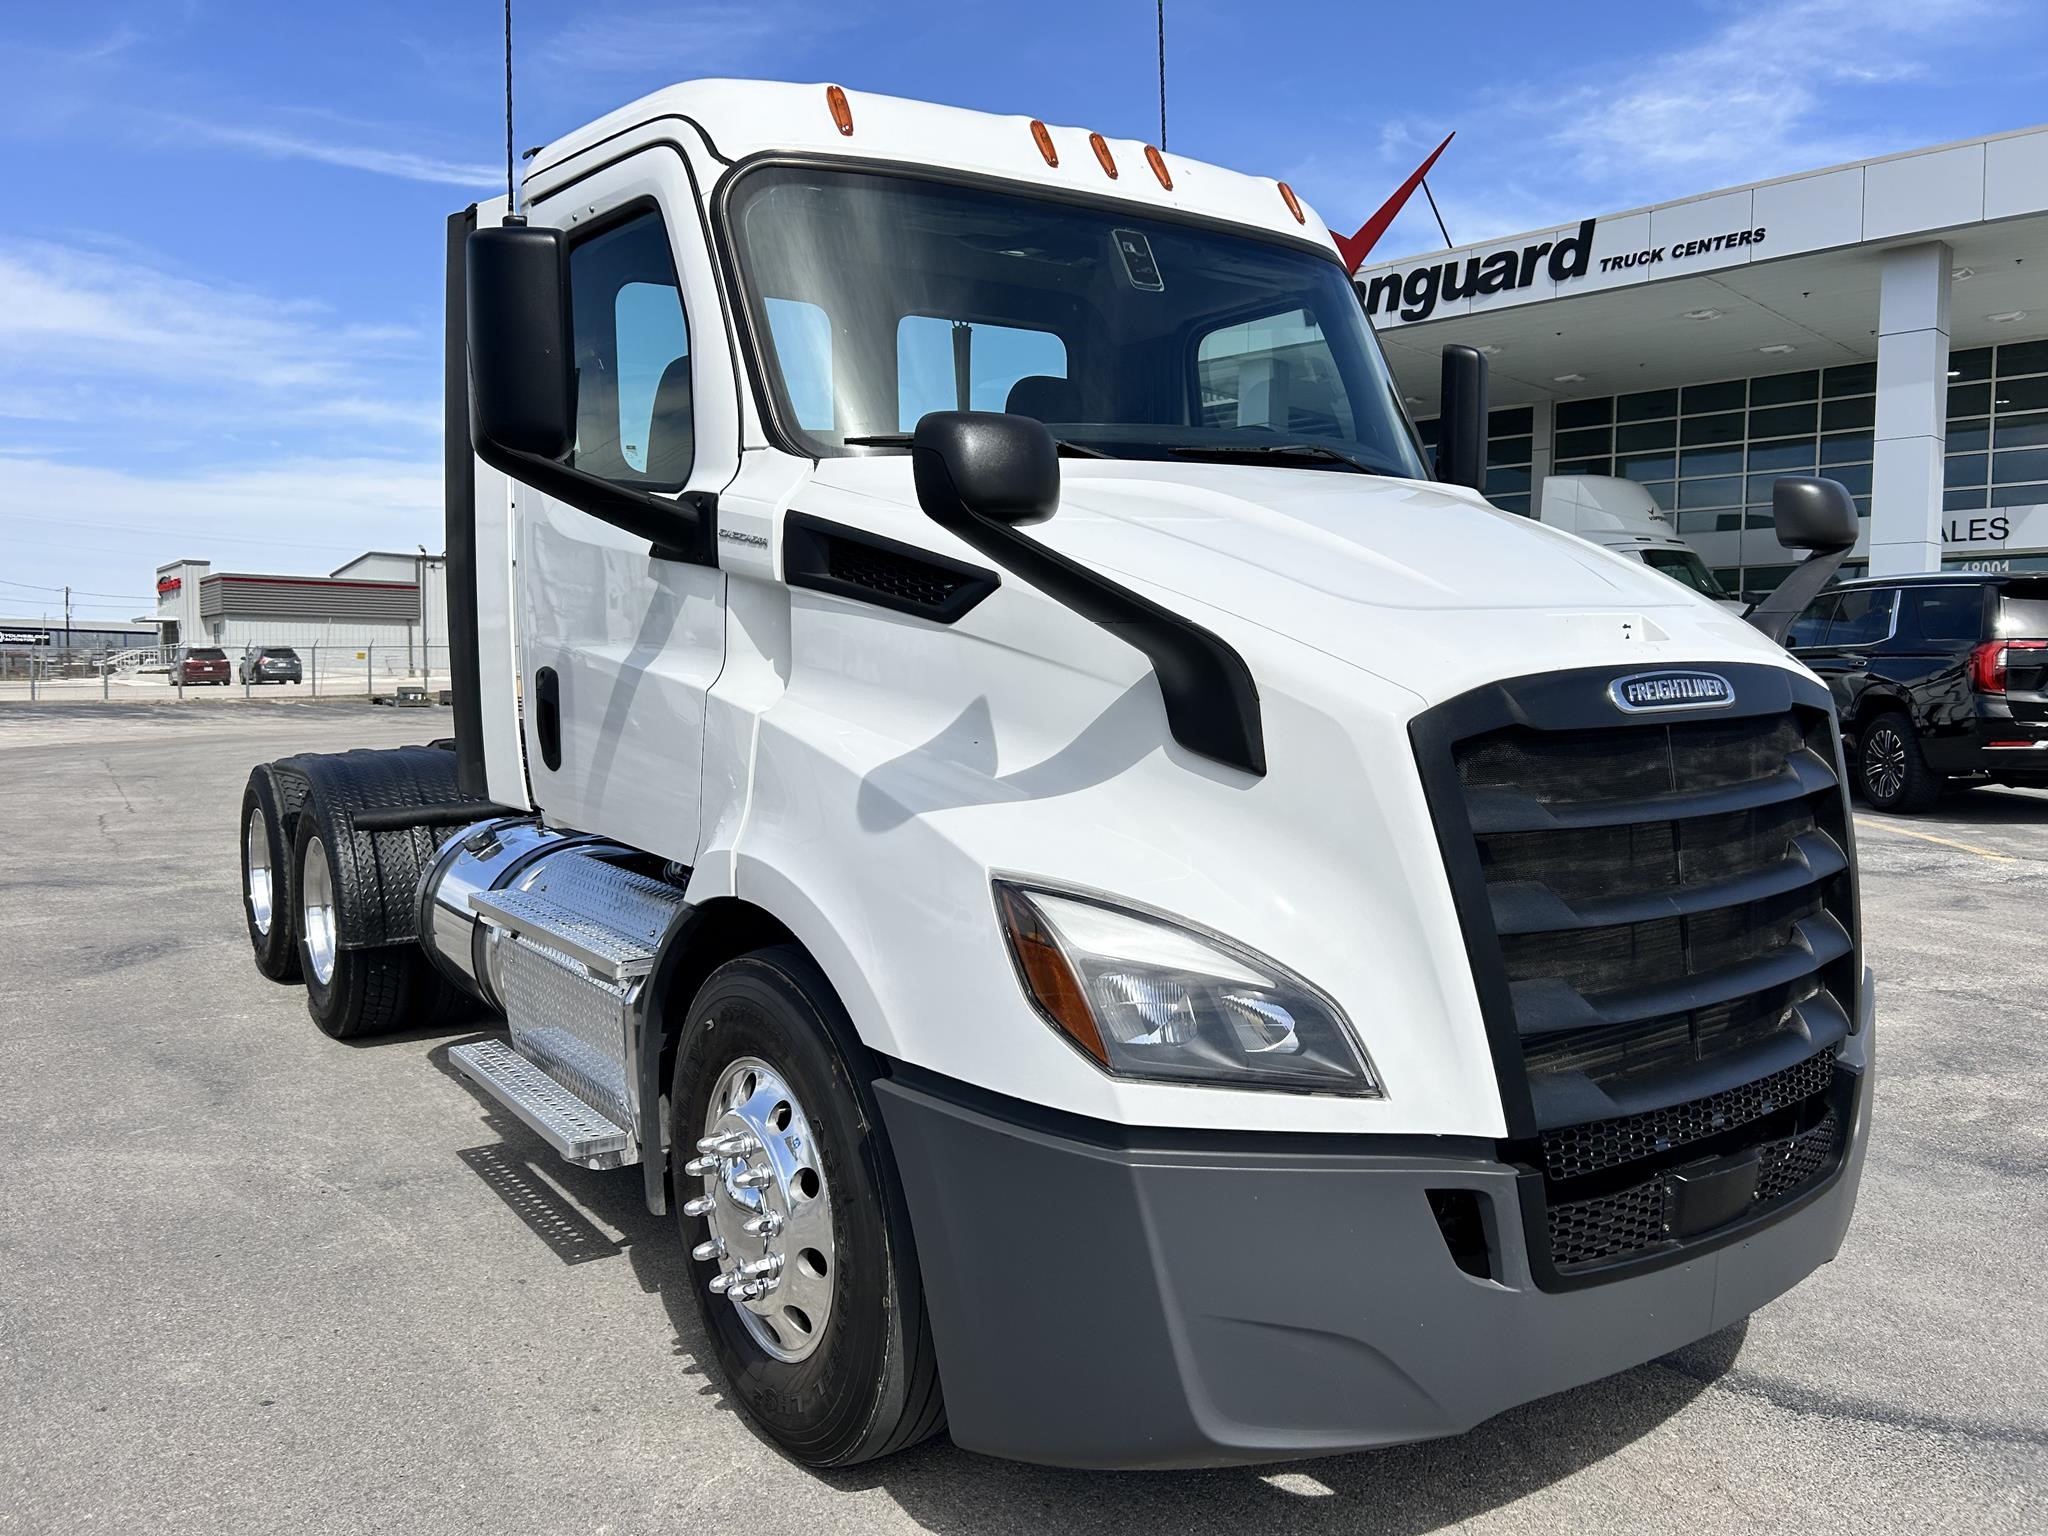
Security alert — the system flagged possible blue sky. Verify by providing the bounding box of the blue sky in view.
[2,0,2043,623]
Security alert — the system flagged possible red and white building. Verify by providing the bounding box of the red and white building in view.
[153,550,448,658]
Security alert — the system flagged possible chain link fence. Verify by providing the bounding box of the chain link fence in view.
[0,643,455,705]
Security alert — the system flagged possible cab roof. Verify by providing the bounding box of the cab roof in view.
[522,78,1334,255]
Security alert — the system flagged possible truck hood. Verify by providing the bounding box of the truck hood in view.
[805,457,1786,702]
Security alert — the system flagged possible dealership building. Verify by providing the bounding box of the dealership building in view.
[1358,125,2048,596]
[153,551,449,659]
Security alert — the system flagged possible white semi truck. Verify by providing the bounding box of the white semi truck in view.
[234,80,1873,1470]
[1534,474,1743,610]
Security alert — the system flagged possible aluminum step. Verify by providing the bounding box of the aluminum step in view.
[450,1039,633,1170]
[468,886,658,982]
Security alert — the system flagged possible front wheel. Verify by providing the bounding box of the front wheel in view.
[672,949,943,1466]
[1857,712,1942,812]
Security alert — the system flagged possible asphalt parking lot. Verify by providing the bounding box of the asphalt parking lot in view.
[2,702,2044,1535]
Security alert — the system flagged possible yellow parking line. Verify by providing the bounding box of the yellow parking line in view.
[1854,818,2015,861]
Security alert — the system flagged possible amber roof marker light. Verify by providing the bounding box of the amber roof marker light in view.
[1030,119,1059,167]
[1277,181,1306,225]
[825,84,854,136]
[1144,145,1173,190]
[1089,132,1118,179]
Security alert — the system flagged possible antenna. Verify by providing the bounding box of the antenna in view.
[1156,2,1167,149]
[503,0,520,222]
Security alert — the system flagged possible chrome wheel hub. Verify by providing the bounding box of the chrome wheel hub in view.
[1866,728,1907,801]
[301,834,338,987]
[245,809,274,938]
[686,1055,835,1363]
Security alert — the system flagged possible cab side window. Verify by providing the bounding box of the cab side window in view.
[566,208,693,489]
[1906,585,1984,644]
[1827,588,1897,647]
[1785,595,1840,648]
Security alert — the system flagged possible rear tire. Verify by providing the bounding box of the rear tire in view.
[291,801,445,1039]
[240,770,302,983]
[1857,711,1942,813]
[673,948,943,1466]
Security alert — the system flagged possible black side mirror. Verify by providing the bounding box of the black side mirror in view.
[910,410,1265,776]
[459,222,710,563]
[1434,344,1488,493]
[466,224,575,460]
[911,411,1059,530]
[1745,475,1863,645]
[1772,475,1858,553]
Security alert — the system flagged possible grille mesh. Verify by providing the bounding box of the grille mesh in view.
[1545,1107,1843,1269]
[1537,1050,1837,1181]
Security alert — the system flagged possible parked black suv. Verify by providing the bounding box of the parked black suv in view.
[1786,573,2048,811]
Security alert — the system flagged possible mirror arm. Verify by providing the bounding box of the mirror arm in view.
[470,432,716,564]
[1744,543,1856,644]
[917,454,1266,777]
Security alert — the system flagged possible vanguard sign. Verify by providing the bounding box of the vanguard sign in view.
[1360,218,1770,323]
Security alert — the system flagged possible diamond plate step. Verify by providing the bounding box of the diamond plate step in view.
[468,887,657,982]
[450,1039,634,1170]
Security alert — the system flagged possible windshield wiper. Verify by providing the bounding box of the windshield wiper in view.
[1169,441,1398,476]
[843,432,1110,459]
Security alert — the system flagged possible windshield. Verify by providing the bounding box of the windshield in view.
[726,166,1427,478]
[1641,547,1734,601]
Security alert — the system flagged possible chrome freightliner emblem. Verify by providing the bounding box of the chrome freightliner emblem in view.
[1609,670,1735,713]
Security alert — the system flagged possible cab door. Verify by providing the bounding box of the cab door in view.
[516,149,740,864]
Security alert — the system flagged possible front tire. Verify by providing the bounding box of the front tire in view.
[672,949,943,1466]
[1857,711,1942,812]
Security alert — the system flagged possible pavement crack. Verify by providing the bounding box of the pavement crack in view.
[1657,1356,2048,1448]
[100,757,136,814]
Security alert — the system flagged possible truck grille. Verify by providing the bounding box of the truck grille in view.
[1413,665,1860,1284]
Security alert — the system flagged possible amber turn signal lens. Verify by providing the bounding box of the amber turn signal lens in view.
[1277,181,1306,224]
[996,886,1107,1067]
[1030,119,1058,167]
[825,84,854,136]
[1144,145,1172,190]
[1089,132,1118,179]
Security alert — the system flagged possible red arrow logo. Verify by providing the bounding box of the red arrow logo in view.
[1332,131,1455,274]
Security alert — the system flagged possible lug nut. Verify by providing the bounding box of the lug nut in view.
[682,1194,717,1218]
[740,1255,783,1279]
[732,1166,773,1190]
[708,1272,733,1296]
[683,1155,722,1177]
[742,1212,783,1238]
[696,1131,760,1156]
[691,1239,723,1263]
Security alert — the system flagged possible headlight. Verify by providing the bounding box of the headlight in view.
[993,881,1381,1096]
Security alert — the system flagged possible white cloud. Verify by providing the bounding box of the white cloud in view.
[0,237,431,451]
[165,118,500,188]
[1549,0,1998,194]
[0,454,443,597]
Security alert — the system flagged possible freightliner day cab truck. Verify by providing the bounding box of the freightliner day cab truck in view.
[233,80,1874,1470]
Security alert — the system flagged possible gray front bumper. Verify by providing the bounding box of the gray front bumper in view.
[876,1016,1872,1470]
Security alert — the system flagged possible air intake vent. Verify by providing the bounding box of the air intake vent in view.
[783,511,999,623]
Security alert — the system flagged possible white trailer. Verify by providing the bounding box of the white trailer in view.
[234,80,1873,1469]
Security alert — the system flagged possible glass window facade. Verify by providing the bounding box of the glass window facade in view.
[1415,406,1536,515]
[1550,366,1877,599]
[1941,342,2048,516]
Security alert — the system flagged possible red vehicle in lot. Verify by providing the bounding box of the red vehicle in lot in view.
[172,646,231,685]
